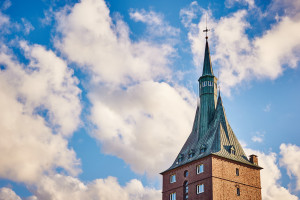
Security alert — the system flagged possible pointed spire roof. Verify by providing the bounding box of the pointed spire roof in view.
[202,40,214,76]
[163,93,261,173]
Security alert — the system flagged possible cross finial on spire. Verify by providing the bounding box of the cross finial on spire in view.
[203,14,210,40]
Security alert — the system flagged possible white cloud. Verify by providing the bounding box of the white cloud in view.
[1,0,11,10]
[225,0,255,8]
[181,2,300,95]
[252,136,263,143]
[54,0,195,177]
[269,0,300,18]
[0,188,21,200]
[21,18,34,35]
[245,148,298,200]
[0,11,9,28]
[28,174,160,200]
[129,9,180,38]
[17,41,82,136]
[55,0,174,86]
[280,144,300,191]
[180,1,202,28]
[89,81,195,176]
[0,43,81,183]
[251,131,265,143]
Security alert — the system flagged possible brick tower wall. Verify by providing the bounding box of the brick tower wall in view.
[211,156,262,200]
[162,155,261,200]
[162,156,213,200]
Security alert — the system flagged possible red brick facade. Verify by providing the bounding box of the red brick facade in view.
[162,155,261,200]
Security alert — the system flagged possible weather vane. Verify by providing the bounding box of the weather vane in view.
[203,14,210,40]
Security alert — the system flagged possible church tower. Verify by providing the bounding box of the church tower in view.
[161,33,262,200]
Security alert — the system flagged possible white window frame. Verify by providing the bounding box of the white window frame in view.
[197,164,204,174]
[170,192,176,200]
[197,184,204,194]
[170,174,176,183]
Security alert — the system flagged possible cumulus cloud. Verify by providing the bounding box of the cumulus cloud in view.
[180,1,300,95]
[89,81,195,175]
[54,0,196,176]
[55,0,174,86]
[0,43,81,183]
[26,174,160,200]
[245,147,298,200]
[0,188,21,200]
[280,144,300,191]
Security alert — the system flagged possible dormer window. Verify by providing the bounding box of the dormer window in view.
[230,146,236,155]
[178,154,184,162]
[200,144,207,154]
[188,149,195,158]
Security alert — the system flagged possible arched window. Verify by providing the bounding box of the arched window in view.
[184,170,188,178]
[236,168,239,176]
[183,181,188,199]
[237,187,240,196]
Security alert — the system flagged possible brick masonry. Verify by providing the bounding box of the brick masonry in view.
[162,155,261,200]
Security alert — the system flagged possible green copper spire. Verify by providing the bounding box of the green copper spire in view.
[198,38,218,140]
[202,40,214,76]
[161,32,262,175]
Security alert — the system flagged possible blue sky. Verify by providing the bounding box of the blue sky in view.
[0,0,300,199]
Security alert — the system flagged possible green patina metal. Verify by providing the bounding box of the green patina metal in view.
[198,40,218,141]
[201,40,214,76]
[162,40,261,173]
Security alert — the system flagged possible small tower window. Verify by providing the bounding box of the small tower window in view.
[196,184,204,194]
[170,174,176,183]
[183,181,188,199]
[236,168,239,176]
[196,164,204,174]
[237,188,240,196]
[184,170,188,177]
[170,192,176,200]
